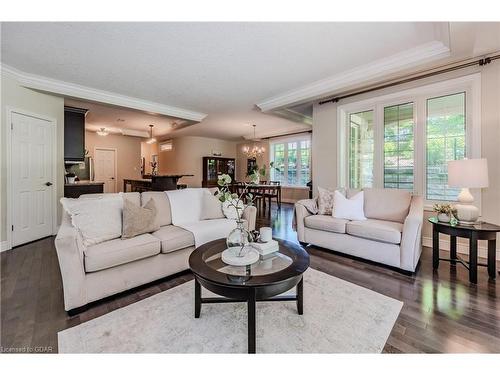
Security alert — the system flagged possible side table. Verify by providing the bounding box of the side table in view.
[429,218,500,283]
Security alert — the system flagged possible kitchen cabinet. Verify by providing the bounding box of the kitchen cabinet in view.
[64,106,87,161]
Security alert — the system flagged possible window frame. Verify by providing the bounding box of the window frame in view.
[337,73,481,209]
[270,133,312,188]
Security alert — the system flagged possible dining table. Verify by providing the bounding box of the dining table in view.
[231,182,281,216]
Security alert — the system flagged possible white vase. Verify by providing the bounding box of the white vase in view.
[437,213,451,223]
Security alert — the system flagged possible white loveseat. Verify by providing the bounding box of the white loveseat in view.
[55,191,256,312]
[295,188,423,272]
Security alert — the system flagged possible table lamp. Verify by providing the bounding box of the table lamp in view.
[447,158,489,224]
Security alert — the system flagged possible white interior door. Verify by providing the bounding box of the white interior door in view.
[94,148,117,193]
[11,112,54,246]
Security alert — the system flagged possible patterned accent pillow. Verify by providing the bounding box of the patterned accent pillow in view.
[317,187,335,215]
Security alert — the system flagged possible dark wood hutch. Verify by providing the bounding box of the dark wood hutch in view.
[202,156,235,188]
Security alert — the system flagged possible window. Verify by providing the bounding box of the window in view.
[287,142,297,185]
[270,135,311,186]
[384,103,414,191]
[426,92,466,201]
[299,140,311,186]
[271,143,285,183]
[338,74,479,204]
[159,140,173,151]
[349,110,374,189]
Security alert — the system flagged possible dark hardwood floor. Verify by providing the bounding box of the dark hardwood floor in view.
[1,203,499,353]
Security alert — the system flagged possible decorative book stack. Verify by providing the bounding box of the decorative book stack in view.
[250,239,279,256]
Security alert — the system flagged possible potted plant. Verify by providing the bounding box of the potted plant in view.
[433,203,457,223]
[247,162,279,184]
[66,172,76,184]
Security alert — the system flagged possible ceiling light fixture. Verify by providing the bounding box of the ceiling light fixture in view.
[146,124,157,144]
[242,124,265,158]
[96,127,109,136]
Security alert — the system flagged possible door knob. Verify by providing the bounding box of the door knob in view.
[45,182,53,186]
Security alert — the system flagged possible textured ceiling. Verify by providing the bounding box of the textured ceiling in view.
[2,22,497,140]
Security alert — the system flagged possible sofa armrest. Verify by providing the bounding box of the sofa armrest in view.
[294,199,316,242]
[54,212,87,311]
[400,195,424,272]
[242,205,257,232]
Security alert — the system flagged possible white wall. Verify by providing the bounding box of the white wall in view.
[312,63,500,253]
[1,72,65,243]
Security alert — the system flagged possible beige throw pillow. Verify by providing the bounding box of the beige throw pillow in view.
[122,198,159,239]
[317,186,335,215]
[200,190,225,220]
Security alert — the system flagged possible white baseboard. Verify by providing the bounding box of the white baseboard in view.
[422,236,500,260]
[1,241,11,252]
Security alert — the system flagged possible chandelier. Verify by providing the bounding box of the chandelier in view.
[242,124,265,158]
[146,124,157,144]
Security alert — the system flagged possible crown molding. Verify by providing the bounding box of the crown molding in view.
[1,64,207,122]
[256,40,451,112]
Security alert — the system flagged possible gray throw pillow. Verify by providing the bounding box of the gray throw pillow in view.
[200,190,225,220]
[122,198,160,239]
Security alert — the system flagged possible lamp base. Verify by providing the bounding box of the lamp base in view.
[455,203,479,225]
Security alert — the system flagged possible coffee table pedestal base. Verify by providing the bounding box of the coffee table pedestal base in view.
[194,276,304,354]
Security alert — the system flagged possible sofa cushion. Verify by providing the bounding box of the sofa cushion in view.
[122,198,160,239]
[346,219,403,244]
[60,195,124,247]
[152,225,195,254]
[363,188,411,223]
[79,192,141,206]
[304,215,348,234]
[317,187,335,215]
[141,191,172,227]
[84,233,161,272]
[200,190,225,220]
[333,190,366,221]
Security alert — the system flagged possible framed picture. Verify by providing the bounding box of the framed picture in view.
[247,158,257,176]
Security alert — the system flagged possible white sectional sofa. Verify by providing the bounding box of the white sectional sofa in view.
[55,191,257,313]
[295,188,423,272]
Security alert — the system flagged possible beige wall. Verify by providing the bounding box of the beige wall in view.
[1,73,65,242]
[312,64,500,252]
[158,136,237,187]
[85,130,142,192]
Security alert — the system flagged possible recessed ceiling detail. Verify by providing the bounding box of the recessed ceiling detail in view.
[256,41,450,112]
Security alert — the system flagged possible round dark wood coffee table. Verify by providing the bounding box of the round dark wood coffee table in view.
[188,238,310,353]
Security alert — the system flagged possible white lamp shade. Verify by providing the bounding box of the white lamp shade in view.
[447,158,489,188]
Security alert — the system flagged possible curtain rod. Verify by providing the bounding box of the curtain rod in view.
[318,53,500,106]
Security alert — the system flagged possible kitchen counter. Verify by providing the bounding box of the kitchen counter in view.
[64,180,104,187]
[64,181,104,198]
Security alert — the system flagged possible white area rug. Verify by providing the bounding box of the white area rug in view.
[58,268,402,353]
